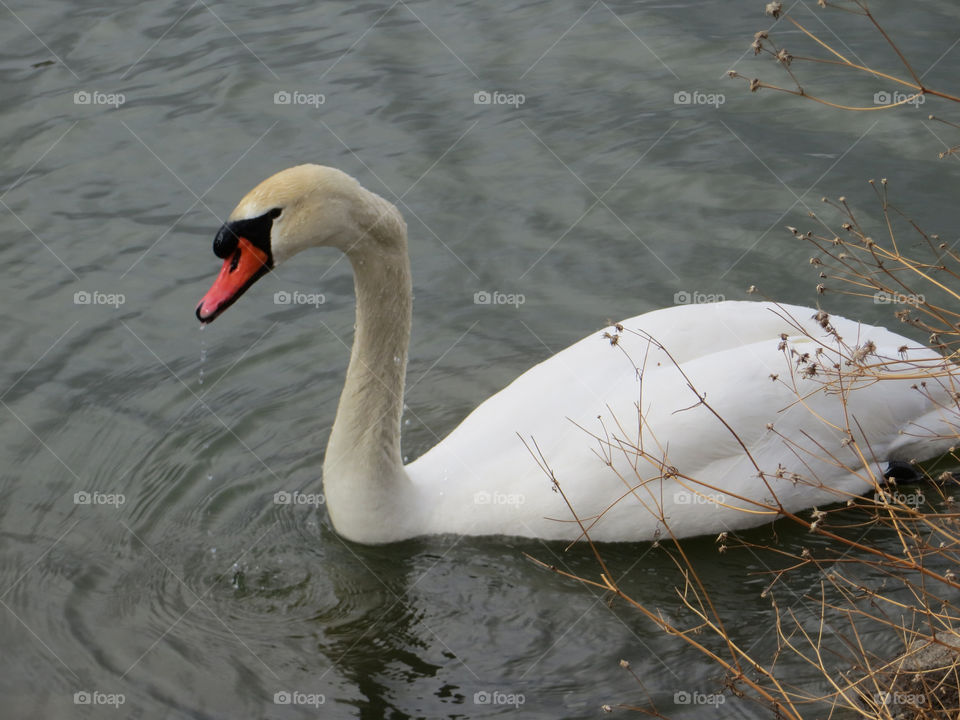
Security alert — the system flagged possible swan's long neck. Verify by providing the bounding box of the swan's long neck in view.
[321,195,416,542]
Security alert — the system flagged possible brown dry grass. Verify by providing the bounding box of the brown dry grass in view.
[527,3,960,717]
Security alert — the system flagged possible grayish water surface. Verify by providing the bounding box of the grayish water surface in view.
[2,1,960,717]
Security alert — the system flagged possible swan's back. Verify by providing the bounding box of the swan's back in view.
[406,302,956,541]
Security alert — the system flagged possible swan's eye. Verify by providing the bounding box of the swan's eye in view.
[213,208,278,264]
[213,225,240,259]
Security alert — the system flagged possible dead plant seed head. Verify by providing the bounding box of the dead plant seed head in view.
[534,7,960,716]
[752,31,768,55]
[849,340,877,364]
[735,1,960,125]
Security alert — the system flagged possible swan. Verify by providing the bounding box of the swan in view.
[195,164,957,544]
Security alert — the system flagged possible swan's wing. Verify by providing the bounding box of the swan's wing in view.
[406,302,955,540]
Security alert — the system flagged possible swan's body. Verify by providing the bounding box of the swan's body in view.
[196,165,957,544]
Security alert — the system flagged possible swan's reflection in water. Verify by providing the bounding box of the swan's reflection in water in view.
[313,532,453,716]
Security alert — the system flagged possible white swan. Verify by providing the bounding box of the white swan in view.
[196,165,957,544]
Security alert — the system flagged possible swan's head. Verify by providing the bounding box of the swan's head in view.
[196,164,404,323]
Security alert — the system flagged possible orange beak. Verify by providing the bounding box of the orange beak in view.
[195,236,270,323]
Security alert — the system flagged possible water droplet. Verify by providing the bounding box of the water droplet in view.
[199,335,207,386]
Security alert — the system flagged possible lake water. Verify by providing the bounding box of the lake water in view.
[2,1,960,717]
